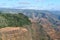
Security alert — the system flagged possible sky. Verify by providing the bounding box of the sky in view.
[0,0,60,10]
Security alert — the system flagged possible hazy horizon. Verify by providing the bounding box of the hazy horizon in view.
[0,0,60,10]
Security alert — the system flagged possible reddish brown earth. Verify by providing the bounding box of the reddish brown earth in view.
[0,27,32,40]
[29,17,60,40]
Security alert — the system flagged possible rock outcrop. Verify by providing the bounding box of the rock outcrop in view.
[0,27,32,40]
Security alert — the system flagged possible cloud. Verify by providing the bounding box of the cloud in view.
[18,2,30,4]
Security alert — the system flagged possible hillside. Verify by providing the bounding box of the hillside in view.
[0,12,31,28]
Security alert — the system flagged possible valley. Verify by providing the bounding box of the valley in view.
[0,9,60,40]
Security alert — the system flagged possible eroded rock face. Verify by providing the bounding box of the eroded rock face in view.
[0,27,32,40]
[29,17,59,40]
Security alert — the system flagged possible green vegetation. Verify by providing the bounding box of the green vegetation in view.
[0,13,31,28]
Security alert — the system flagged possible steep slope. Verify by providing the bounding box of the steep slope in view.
[39,18,58,40]
[29,11,60,40]
[31,22,48,40]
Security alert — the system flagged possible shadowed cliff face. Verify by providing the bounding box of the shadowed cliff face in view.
[31,22,48,40]
[0,27,32,40]
[29,18,59,40]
